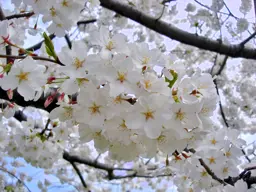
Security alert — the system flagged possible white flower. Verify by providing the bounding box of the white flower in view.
[125,94,170,139]
[239,0,252,15]
[129,42,163,69]
[185,3,196,12]
[74,83,110,127]
[139,72,170,96]
[104,54,140,96]
[90,26,127,59]
[0,57,46,101]
[236,18,249,33]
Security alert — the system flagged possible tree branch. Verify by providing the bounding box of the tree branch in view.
[76,19,97,26]
[25,34,56,53]
[69,162,87,188]
[198,158,227,185]
[99,0,256,59]
[0,54,64,65]
[5,12,35,20]
[0,87,62,113]
[63,151,170,182]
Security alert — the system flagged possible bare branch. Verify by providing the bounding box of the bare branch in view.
[63,151,171,182]
[99,0,256,59]
[25,34,56,53]
[240,31,256,47]
[0,54,64,65]
[199,158,227,185]
[70,162,88,189]
[64,34,72,49]
[77,19,97,26]
[5,12,35,20]
[215,55,229,78]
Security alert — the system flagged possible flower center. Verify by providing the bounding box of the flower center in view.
[142,110,154,121]
[201,170,208,177]
[223,167,228,173]
[50,7,57,17]
[73,58,85,69]
[61,0,69,7]
[143,80,152,89]
[89,102,101,115]
[208,157,216,164]
[157,135,166,143]
[16,71,29,83]
[106,41,114,51]
[175,109,185,121]
[141,56,150,65]
[210,138,217,145]
[117,71,126,83]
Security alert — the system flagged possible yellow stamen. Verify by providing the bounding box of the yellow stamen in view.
[117,71,126,83]
[89,102,101,115]
[106,41,114,51]
[16,71,29,83]
[144,80,152,89]
[73,58,85,69]
[142,110,154,121]
[175,109,185,121]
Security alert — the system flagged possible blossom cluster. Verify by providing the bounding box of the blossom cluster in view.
[0,0,254,191]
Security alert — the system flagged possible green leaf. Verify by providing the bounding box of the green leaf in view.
[4,186,14,192]
[43,32,58,61]
[35,133,47,142]
[3,63,12,73]
[165,69,178,88]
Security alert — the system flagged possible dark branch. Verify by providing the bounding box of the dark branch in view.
[25,34,56,53]
[77,19,97,26]
[199,158,226,185]
[63,151,171,182]
[5,12,35,20]
[215,55,229,77]
[0,87,62,113]
[64,34,72,49]
[0,54,64,65]
[240,31,256,48]
[99,0,256,60]
[70,162,87,188]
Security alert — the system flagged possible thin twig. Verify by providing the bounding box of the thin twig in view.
[25,34,56,52]
[5,12,35,20]
[215,55,229,76]
[240,31,256,47]
[70,162,87,188]
[198,159,227,185]
[242,149,251,163]
[77,19,97,26]
[64,34,72,49]
[222,0,235,17]
[40,119,51,135]
[214,79,229,128]
[194,0,238,19]
[0,167,32,192]
[0,54,64,65]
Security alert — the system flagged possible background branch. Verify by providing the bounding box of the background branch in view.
[99,0,256,59]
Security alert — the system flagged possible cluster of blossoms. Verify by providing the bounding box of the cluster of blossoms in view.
[0,0,254,191]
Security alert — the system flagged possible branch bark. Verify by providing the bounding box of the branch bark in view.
[0,54,64,65]
[5,12,35,20]
[99,0,256,60]
[63,151,171,182]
